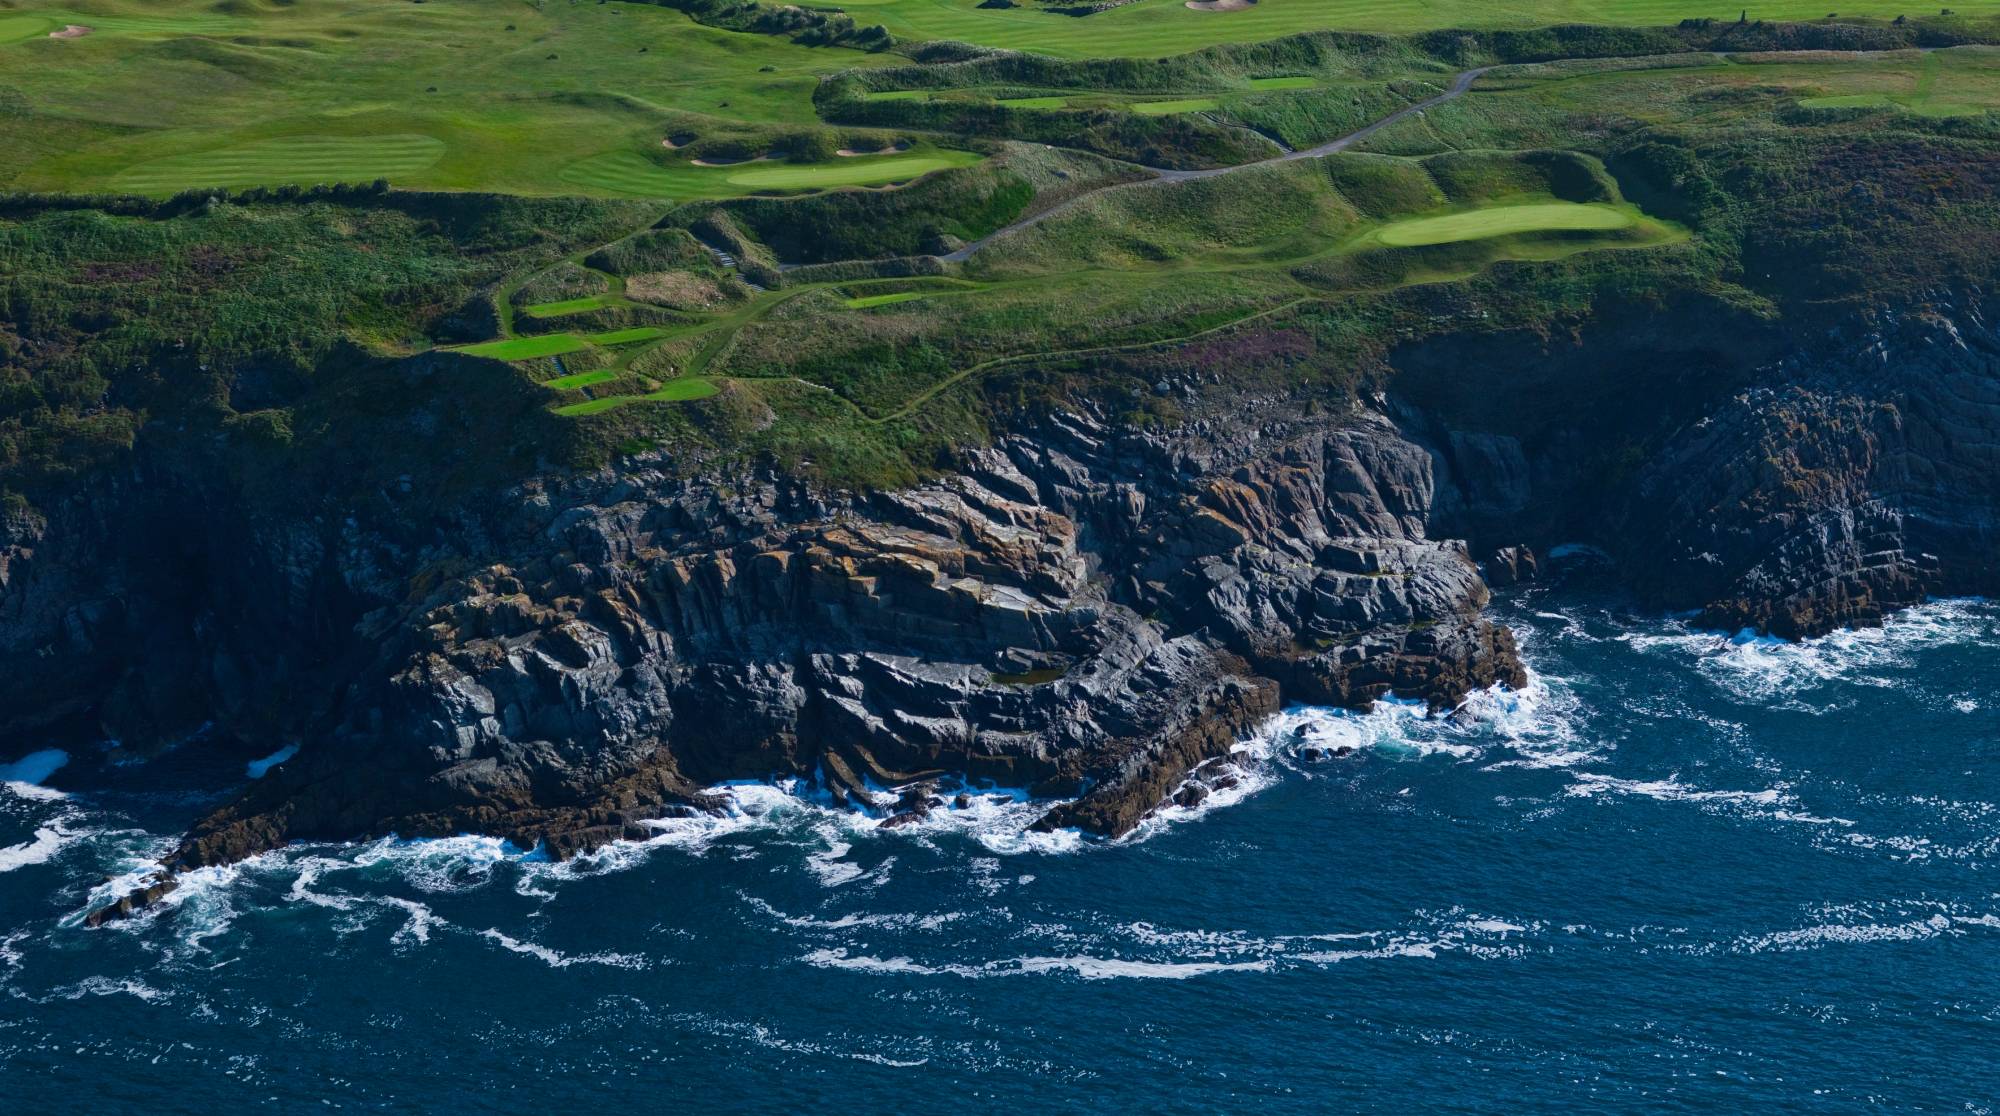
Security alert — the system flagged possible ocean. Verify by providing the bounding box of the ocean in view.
[3,581,1996,1112]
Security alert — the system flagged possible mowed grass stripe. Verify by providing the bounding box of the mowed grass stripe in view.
[722,151,979,189]
[559,151,682,197]
[114,134,445,191]
[1370,202,1634,246]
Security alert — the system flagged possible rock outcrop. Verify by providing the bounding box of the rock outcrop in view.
[8,291,1996,922]
[175,404,1519,869]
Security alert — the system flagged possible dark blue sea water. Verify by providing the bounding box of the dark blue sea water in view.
[3,586,1997,1113]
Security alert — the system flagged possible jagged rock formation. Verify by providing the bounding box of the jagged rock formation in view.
[1615,299,2000,637]
[7,293,1997,920]
[177,405,1519,869]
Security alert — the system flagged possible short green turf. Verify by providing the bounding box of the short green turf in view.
[459,335,590,361]
[844,292,927,308]
[797,0,2000,58]
[1247,77,1318,90]
[554,377,720,415]
[113,134,447,193]
[0,13,50,41]
[589,326,675,345]
[0,0,896,196]
[546,369,620,391]
[1132,98,1222,116]
[524,295,619,319]
[722,151,983,189]
[997,96,1069,109]
[1369,203,1636,247]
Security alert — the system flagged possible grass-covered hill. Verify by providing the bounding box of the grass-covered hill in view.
[2,0,1999,507]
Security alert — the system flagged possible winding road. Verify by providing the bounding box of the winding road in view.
[939,66,1490,264]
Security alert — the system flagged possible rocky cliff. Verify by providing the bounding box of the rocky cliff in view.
[5,292,1996,920]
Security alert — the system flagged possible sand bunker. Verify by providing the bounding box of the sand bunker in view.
[48,23,92,38]
[1184,0,1252,9]
[835,141,912,157]
[691,149,782,167]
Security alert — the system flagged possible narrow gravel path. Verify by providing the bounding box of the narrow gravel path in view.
[940,67,1489,264]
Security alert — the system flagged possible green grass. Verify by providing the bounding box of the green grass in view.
[1247,77,1319,90]
[0,0,893,196]
[524,294,618,319]
[458,334,591,361]
[545,369,620,390]
[797,0,2000,58]
[1368,202,1636,247]
[113,134,447,193]
[554,377,719,416]
[561,145,983,199]
[559,151,686,200]
[1795,51,2000,117]
[997,95,1069,109]
[589,326,675,345]
[844,291,927,308]
[0,13,51,41]
[721,151,982,189]
[1132,98,1222,115]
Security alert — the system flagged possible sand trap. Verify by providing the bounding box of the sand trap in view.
[690,151,780,167]
[1184,0,1252,10]
[661,132,696,150]
[48,23,92,38]
[835,141,912,157]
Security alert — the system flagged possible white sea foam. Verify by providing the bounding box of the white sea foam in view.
[1620,598,1996,710]
[800,948,1272,980]
[1566,772,1785,806]
[244,744,299,779]
[477,928,647,970]
[0,749,70,800]
[0,823,79,874]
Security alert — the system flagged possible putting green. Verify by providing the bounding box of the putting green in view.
[0,15,52,42]
[1133,98,1222,115]
[1371,203,1635,247]
[113,133,445,193]
[844,292,926,309]
[722,152,978,189]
